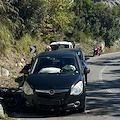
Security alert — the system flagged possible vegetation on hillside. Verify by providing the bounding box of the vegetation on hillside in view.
[0,0,120,55]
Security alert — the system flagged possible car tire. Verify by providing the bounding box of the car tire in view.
[78,98,86,113]
[77,89,86,113]
[78,105,85,113]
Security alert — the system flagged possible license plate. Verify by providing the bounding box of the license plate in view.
[40,98,61,105]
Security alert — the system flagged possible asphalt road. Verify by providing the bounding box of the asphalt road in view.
[11,52,120,120]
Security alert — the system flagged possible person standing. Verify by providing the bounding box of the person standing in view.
[45,45,52,52]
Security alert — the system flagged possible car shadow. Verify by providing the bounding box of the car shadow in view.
[86,79,120,117]
[86,55,120,117]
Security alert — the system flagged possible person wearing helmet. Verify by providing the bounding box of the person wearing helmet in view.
[99,46,102,56]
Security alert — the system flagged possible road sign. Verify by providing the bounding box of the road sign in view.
[30,46,36,54]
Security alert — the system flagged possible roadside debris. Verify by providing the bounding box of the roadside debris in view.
[0,88,22,113]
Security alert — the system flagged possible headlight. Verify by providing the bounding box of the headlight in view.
[23,81,34,95]
[70,81,83,95]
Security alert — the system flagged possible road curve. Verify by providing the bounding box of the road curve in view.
[87,52,120,118]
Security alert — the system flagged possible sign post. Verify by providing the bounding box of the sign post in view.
[30,46,36,56]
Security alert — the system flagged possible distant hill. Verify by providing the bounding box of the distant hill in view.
[93,0,120,7]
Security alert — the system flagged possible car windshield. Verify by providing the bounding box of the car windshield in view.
[31,56,79,74]
[50,44,69,50]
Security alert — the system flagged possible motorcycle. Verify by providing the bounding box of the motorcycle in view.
[93,47,100,56]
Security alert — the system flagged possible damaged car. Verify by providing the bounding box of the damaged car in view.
[21,51,88,112]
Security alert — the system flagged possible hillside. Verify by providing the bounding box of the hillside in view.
[0,42,47,89]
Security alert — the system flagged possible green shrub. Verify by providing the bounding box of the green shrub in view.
[15,34,33,54]
[0,23,13,56]
[15,33,46,55]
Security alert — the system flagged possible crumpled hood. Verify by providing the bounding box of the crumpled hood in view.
[28,74,82,89]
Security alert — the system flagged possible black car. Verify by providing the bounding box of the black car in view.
[56,48,90,85]
[21,51,89,112]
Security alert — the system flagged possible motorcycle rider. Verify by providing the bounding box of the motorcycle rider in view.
[96,46,100,55]
[93,45,97,56]
[93,45,101,56]
[99,46,102,55]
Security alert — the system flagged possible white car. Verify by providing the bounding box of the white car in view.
[50,41,73,50]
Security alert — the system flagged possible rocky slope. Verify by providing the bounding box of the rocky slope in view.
[93,0,120,7]
[0,49,33,89]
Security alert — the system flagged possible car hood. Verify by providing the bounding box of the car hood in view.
[28,74,82,89]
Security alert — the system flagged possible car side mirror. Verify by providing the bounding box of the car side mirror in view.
[84,68,90,74]
[20,64,31,74]
[22,68,29,74]
[85,56,90,61]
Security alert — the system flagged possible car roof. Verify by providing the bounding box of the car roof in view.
[50,41,73,45]
[56,48,85,60]
[56,48,83,52]
[37,50,77,58]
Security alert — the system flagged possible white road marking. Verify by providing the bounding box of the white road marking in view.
[99,66,116,95]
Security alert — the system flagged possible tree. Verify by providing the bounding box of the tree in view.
[69,0,120,47]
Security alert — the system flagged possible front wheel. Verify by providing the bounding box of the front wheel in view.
[78,104,86,113]
[77,92,86,113]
